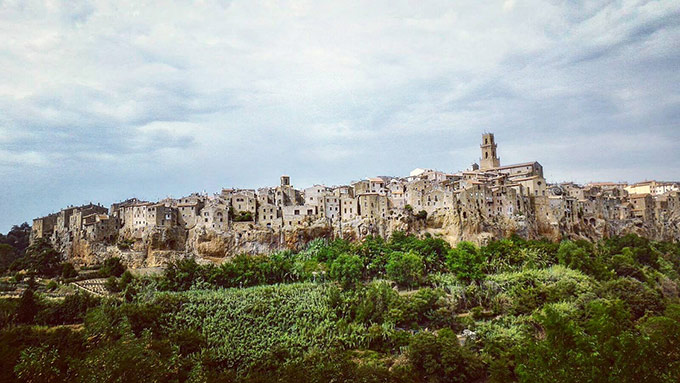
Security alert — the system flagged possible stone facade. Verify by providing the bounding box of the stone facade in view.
[31,134,680,266]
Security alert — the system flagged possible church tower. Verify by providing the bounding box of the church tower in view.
[480,133,500,170]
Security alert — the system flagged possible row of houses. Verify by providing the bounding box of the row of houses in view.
[31,134,679,248]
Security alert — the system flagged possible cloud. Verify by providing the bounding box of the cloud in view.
[0,0,679,231]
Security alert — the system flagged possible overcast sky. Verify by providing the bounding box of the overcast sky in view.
[1,0,679,232]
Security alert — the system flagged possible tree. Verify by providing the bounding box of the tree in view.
[408,328,484,383]
[14,239,61,277]
[385,251,424,288]
[61,262,78,279]
[160,258,205,291]
[0,223,31,256]
[16,288,39,324]
[0,243,17,273]
[329,253,363,288]
[14,345,65,383]
[105,276,121,293]
[446,242,484,282]
[99,257,126,278]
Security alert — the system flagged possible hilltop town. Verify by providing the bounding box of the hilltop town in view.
[30,134,680,267]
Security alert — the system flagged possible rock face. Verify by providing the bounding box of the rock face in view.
[53,205,679,269]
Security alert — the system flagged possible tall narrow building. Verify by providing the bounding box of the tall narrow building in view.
[480,133,501,170]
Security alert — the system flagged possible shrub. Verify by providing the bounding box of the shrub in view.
[61,262,78,279]
[447,242,485,282]
[354,281,401,326]
[105,276,120,293]
[36,292,101,325]
[408,328,484,383]
[385,251,424,288]
[99,258,126,278]
[117,239,134,250]
[599,277,664,319]
[16,288,39,324]
[11,239,61,277]
[330,253,363,288]
[14,345,66,382]
[46,280,58,291]
[233,211,254,222]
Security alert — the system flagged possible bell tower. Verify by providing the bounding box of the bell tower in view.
[480,133,500,170]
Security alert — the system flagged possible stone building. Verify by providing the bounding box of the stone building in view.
[340,196,359,220]
[358,193,389,220]
[276,176,304,207]
[480,133,501,170]
[230,191,257,216]
[31,213,58,240]
[304,185,332,207]
[282,205,319,228]
[258,202,282,229]
[29,132,680,262]
[197,199,229,231]
[177,194,205,229]
[630,194,655,220]
[83,214,118,242]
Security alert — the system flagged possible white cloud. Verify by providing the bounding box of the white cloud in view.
[0,0,678,231]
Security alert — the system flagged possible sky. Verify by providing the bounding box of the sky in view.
[1,0,679,232]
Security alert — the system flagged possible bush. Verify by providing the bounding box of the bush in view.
[99,258,126,278]
[447,242,485,282]
[105,276,120,293]
[160,258,205,291]
[61,262,78,279]
[11,239,61,277]
[16,289,39,324]
[35,292,101,325]
[14,345,66,382]
[408,328,484,383]
[233,211,254,222]
[599,277,664,319]
[330,253,363,288]
[46,280,58,291]
[117,239,134,250]
[385,251,424,288]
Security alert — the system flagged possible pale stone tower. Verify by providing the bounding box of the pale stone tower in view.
[280,175,290,187]
[480,133,500,170]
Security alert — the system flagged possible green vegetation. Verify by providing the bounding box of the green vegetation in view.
[1,232,680,382]
[8,238,62,277]
[99,257,126,278]
[230,207,254,222]
[0,223,30,274]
